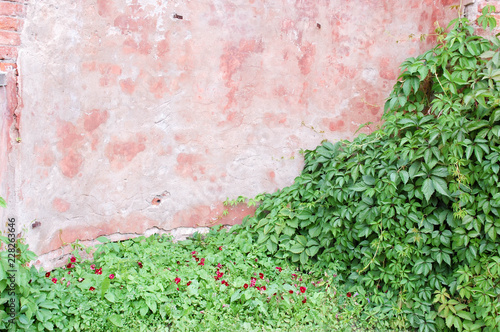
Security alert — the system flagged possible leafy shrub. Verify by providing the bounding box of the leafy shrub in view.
[1,231,381,331]
[239,9,500,332]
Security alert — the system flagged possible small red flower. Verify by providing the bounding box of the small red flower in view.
[198,258,205,266]
[89,286,95,291]
[300,287,306,293]
[137,261,143,268]
[51,278,57,284]
[276,267,282,272]
[187,281,192,286]
[347,292,352,298]
[302,298,307,303]
[66,263,74,269]
[90,264,96,270]
[78,277,85,282]
[95,268,102,275]
[109,274,115,279]
[177,261,180,264]
[250,278,256,287]
[191,251,197,255]
[177,288,179,291]
[256,287,261,290]
[70,256,76,263]
[174,277,181,284]
[259,273,264,279]
[219,246,222,251]
[195,257,200,262]
[291,274,297,279]
[262,286,266,290]
[45,272,50,278]
[244,284,248,289]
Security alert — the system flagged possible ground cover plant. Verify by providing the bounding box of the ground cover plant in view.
[0,232,378,331]
[1,6,500,332]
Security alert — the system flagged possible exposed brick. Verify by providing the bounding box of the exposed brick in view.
[5,71,17,114]
[0,16,22,31]
[0,62,16,71]
[0,30,19,45]
[0,45,17,59]
[0,2,25,17]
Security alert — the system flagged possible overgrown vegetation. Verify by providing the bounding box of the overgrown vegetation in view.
[234,8,500,332]
[1,7,500,332]
[0,232,384,331]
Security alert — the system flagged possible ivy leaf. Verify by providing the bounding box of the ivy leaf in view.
[422,178,435,201]
[399,170,409,184]
[289,243,305,254]
[431,176,450,197]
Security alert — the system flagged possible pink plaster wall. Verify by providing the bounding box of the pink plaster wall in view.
[4,0,460,268]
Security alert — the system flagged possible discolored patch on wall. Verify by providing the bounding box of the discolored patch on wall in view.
[83,109,109,132]
[59,150,84,178]
[105,134,147,170]
[52,197,70,212]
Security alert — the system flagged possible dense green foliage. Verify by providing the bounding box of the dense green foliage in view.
[236,11,500,332]
[1,232,380,331]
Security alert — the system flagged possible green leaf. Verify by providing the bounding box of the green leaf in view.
[109,314,123,327]
[403,79,412,96]
[308,226,322,238]
[400,170,409,184]
[96,236,110,243]
[431,176,450,197]
[100,277,110,298]
[295,235,307,247]
[422,178,435,201]
[456,311,474,321]
[431,167,448,177]
[104,292,115,303]
[231,290,242,302]
[289,243,305,254]
[305,246,320,257]
[491,108,500,123]
[0,196,6,208]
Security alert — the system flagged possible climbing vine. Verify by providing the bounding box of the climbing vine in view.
[233,6,500,331]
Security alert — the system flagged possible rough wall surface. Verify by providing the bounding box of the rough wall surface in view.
[0,0,27,239]
[4,0,462,269]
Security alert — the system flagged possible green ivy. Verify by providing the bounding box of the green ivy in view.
[236,7,500,332]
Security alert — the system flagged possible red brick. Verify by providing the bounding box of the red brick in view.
[0,62,16,71]
[0,45,17,59]
[5,71,17,114]
[0,16,22,31]
[0,2,25,17]
[0,30,19,45]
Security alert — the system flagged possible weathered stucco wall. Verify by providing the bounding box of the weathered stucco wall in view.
[3,0,462,268]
